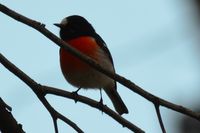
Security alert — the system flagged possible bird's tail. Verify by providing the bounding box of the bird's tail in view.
[104,87,128,115]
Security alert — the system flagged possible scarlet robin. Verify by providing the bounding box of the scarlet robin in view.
[54,15,128,115]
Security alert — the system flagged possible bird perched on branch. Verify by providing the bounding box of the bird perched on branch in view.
[54,15,128,115]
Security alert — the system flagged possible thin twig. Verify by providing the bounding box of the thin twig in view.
[51,113,58,133]
[0,53,83,133]
[0,3,199,123]
[39,93,84,133]
[52,117,58,133]
[154,104,166,133]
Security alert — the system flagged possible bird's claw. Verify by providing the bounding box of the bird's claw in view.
[71,91,79,103]
[98,97,104,114]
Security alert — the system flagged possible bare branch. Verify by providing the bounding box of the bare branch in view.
[154,104,166,133]
[43,85,143,132]
[0,53,84,133]
[0,98,25,133]
[52,115,58,133]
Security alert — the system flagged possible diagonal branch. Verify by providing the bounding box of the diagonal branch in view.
[0,53,144,133]
[0,53,84,133]
[52,115,58,133]
[0,3,199,123]
[154,104,166,133]
[0,98,25,133]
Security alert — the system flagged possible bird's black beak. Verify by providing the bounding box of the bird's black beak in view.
[54,23,63,28]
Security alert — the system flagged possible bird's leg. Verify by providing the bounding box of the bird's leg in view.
[72,87,81,95]
[99,89,104,114]
[99,89,103,104]
[71,87,81,103]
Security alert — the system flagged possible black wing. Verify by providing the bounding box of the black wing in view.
[93,33,114,65]
[93,33,117,90]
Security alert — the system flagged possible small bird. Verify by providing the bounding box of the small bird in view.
[54,15,128,115]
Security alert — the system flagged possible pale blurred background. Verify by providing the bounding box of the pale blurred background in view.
[1,0,200,133]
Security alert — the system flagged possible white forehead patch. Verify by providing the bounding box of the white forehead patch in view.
[60,18,68,25]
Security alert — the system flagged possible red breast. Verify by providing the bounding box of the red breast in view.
[60,36,99,74]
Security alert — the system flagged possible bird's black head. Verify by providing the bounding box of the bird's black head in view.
[54,15,96,41]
